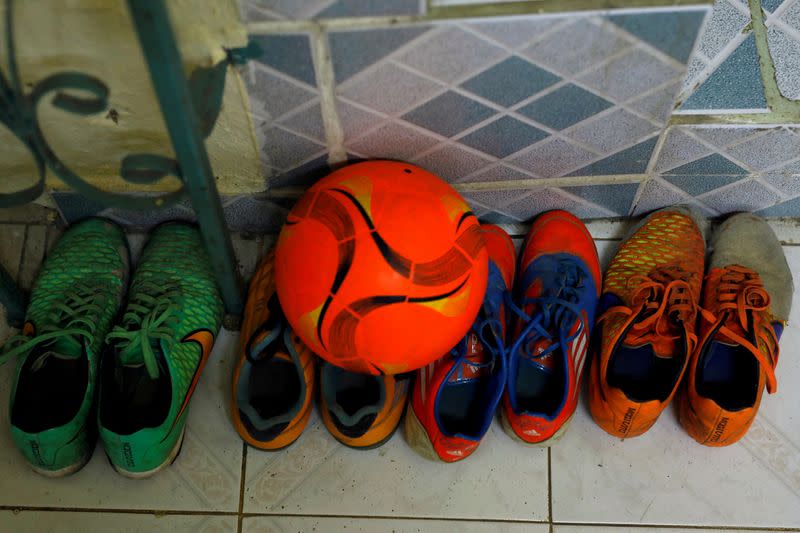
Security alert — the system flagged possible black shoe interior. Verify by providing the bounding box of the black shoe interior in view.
[696,339,758,411]
[11,348,89,433]
[248,358,301,420]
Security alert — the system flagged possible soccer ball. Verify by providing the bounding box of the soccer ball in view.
[275,161,488,375]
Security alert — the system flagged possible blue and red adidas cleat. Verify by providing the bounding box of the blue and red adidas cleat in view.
[501,210,600,445]
[405,225,516,462]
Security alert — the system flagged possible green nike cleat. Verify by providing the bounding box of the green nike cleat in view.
[98,223,223,478]
[3,218,129,477]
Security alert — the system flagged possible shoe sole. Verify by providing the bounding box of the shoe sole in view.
[30,447,93,478]
[110,426,185,479]
[403,407,444,462]
[499,408,573,447]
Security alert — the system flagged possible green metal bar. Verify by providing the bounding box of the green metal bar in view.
[0,263,26,328]
[126,0,243,319]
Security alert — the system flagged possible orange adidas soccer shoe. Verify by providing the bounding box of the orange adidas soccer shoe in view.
[589,207,705,438]
[319,361,408,449]
[502,211,600,445]
[406,225,515,462]
[680,213,792,446]
[231,250,316,450]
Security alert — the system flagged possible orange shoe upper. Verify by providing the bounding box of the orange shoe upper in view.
[589,209,705,438]
[231,250,316,450]
[680,265,780,446]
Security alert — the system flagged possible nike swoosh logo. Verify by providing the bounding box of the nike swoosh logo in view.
[164,329,215,439]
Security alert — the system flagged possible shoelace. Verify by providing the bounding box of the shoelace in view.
[698,265,779,393]
[105,281,180,379]
[507,259,588,364]
[0,282,108,368]
[448,266,508,379]
[598,267,699,354]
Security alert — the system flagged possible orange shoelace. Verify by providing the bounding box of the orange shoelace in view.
[698,265,779,393]
[599,267,699,356]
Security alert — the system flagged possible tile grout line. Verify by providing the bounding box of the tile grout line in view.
[547,447,553,527]
[308,25,347,166]
[552,521,800,531]
[237,442,248,533]
[0,506,238,516]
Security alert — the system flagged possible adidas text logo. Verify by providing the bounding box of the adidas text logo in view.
[709,417,729,443]
[619,407,636,434]
[123,443,135,468]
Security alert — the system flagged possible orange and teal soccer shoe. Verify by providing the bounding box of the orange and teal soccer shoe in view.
[319,361,408,449]
[589,207,704,438]
[680,213,792,446]
[232,249,315,450]
[4,219,128,476]
[98,223,223,478]
[501,211,600,445]
[406,225,515,462]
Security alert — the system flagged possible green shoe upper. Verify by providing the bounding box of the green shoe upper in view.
[3,218,128,473]
[98,223,223,475]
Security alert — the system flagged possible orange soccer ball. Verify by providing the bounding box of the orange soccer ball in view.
[275,161,488,375]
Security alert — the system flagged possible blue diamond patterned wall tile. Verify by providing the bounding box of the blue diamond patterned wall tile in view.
[609,11,706,63]
[460,56,560,107]
[330,26,432,83]
[664,153,748,177]
[251,34,317,87]
[396,26,507,83]
[402,91,495,138]
[347,121,441,161]
[664,174,746,197]
[339,62,444,116]
[460,163,535,184]
[337,101,385,140]
[699,178,782,213]
[459,116,547,158]
[467,17,566,49]
[631,178,690,216]
[568,136,658,176]
[520,18,631,75]
[276,103,326,143]
[566,109,658,155]
[627,81,681,123]
[561,183,640,215]
[502,188,609,220]
[519,84,613,130]
[244,0,422,21]
[578,48,680,103]
[461,189,529,212]
[764,161,800,196]
[479,212,524,225]
[654,128,713,173]
[758,196,800,217]
[246,67,317,121]
[510,138,596,178]
[259,125,326,171]
[268,155,330,189]
[224,196,289,233]
[725,128,800,170]
[52,192,105,224]
[691,126,765,148]
[681,34,767,111]
[695,0,750,61]
[766,27,800,101]
[413,144,494,182]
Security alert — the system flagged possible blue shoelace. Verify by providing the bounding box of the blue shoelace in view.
[507,259,588,364]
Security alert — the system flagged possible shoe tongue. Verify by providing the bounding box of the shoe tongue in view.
[522,338,557,373]
[449,332,490,383]
[622,328,679,358]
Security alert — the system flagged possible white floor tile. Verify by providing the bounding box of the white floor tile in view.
[550,247,800,528]
[0,330,243,511]
[243,516,548,532]
[243,410,548,520]
[0,511,236,533]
